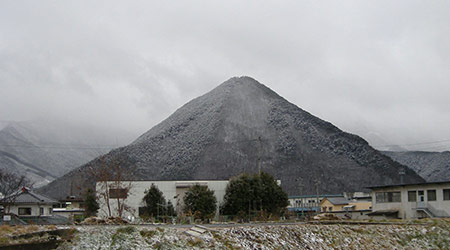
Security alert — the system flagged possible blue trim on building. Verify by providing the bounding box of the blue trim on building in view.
[288,194,343,199]
[288,207,320,212]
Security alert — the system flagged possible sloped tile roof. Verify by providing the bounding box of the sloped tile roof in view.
[1,187,58,204]
[326,197,350,205]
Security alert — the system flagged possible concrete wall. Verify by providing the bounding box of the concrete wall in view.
[350,201,372,211]
[321,200,371,213]
[53,209,84,219]
[96,180,229,219]
[371,183,450,219]
[330,211,372,220]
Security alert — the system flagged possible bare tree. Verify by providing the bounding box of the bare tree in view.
[110,157,134,218]
[89,156,113,217]
[88,155,134,218]
[0,168,33,213]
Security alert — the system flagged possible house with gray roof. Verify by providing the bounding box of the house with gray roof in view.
[1,187,58,218]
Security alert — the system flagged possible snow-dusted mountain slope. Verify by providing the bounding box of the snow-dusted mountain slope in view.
[40,77,423,199]
[382,151,450,182]
[0,120,133,187]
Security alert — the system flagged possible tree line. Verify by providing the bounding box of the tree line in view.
[1,163,288,222]
[136,172,289,221]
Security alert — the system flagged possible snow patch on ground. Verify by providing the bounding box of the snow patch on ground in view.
[57,220,450,249]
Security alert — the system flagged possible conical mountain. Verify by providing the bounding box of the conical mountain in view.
[39,77,423,199]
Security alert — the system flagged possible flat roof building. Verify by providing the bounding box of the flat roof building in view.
[368,181,450,219]
[288,194,344,213]
[96,180,229,219]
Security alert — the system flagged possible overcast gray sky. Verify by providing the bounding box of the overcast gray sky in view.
[1,0,449,151]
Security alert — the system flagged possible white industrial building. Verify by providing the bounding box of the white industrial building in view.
[368,181,450,219]
[96,180,229,219]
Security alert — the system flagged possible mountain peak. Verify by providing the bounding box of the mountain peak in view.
[215,76,269,93]
[224,76,259,84]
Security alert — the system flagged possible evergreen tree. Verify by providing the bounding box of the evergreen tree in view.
[183,184,217,220]
[142,184,166,218]
[220,173,253,216]
[258,172,289,214]
[84,188,99,217]
[167,200,176,217]
[220,172,288,217]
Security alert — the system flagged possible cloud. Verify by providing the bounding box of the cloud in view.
[0,0,449,150]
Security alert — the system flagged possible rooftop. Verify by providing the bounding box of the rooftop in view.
[324,197,350,205]
[1,187,58,204]
[289,194,343,199]
[367,180,450,190]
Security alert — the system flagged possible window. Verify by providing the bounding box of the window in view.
[376,192,401,203]
[427,190,436,201]
[109,188,128,199]
[39,207,44,215]
[408,191,417,202]
[18,207,32,215]
[444,189,450,200]
[48,208,53,214]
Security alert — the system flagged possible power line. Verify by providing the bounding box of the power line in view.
[374,139,450,148]
[398,144,450,151]
[0,144,118,150]
[1,135,449,151]
[0,136,269,151]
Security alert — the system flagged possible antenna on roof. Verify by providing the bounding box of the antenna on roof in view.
[399,167,405,184]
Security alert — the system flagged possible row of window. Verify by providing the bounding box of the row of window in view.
[18,207,53,216]
[294,199,321,204]
[376,192,401,203]
[376,189,450,203]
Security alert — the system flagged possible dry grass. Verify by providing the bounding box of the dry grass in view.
[0,225,14,235]
[12,225,40,236]
[0,225,58,237]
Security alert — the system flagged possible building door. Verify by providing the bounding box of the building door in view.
[417,190,425,208]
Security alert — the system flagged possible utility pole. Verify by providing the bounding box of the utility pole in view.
[295,178,304,218]
[257,136,262,175]
[296,178,304,218]
[315,179,320,213]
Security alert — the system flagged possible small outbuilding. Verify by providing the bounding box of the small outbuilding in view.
[53,196,85,221]
[319,197,372,220]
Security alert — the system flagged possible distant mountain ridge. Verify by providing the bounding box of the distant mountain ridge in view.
[39,77,423,199]
[382,151,450,182]
[0,120,133,187]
